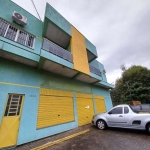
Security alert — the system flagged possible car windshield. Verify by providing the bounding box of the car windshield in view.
[129,105,138,113]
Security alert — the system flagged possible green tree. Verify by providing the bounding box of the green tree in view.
[111,65,150,105]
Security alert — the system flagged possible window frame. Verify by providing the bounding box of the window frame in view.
[108,107,123,115]
[0,18,35,49]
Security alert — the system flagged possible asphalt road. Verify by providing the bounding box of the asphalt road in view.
[45,125,150,150]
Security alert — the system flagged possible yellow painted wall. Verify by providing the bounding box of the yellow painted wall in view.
[94,95,106,113]
[70,26,90,75]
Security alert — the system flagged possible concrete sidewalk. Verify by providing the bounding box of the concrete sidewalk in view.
[14,124,91,150]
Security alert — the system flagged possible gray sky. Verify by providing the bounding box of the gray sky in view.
[12,0,150,84]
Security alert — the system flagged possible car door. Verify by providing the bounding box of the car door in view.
[105,107,126,127]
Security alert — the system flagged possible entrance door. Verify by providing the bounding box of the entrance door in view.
[76,93,94,126]
[0,94,24,149]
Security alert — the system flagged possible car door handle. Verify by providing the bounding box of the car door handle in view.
[119,115,123,117]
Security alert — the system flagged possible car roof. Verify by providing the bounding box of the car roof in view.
[115,104,129,107]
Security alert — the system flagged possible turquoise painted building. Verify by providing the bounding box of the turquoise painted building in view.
[0,0,114,149]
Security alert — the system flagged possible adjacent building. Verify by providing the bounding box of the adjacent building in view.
[0,0,114,149]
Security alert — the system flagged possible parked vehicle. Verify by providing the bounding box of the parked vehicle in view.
[92,104,150,134]
[131,104,150,112]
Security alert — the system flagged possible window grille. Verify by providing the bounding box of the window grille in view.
[0,19,9,36]
[0,18,35,49]
[4,94,23,116]
[5,25,18,41]
[17,30,27,46]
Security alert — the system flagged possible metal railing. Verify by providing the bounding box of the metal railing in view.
[42,38,73,63]
[89,65,101,76]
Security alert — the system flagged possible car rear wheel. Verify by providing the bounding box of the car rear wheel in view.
[96,120,107,130]
[146,123,150,135]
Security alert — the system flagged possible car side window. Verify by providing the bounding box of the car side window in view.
[109,107,122,114]
[124,107,129,114]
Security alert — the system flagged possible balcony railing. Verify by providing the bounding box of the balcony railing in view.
[90,65,101,76]
[42,38,73,63]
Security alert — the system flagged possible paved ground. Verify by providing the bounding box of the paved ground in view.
[15,124,150,150]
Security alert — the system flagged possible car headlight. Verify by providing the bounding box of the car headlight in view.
[93,115,97,119]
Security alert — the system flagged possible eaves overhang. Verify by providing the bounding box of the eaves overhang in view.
[95,81,114,89]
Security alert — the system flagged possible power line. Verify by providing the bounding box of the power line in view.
[30,0,42,21]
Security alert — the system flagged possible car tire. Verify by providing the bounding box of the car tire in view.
[96,120,107,130]
[146,123,150,135]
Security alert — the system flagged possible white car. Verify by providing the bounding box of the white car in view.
[92,104,150,134]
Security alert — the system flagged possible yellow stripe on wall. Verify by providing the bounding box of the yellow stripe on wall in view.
[70,26,90,75]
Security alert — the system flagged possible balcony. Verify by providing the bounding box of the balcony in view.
[89,65,101,76]
[42,38,72,63]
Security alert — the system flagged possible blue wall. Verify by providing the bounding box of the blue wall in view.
[0,0,43,56]
[0,55,112,146]
[91,86,113,111]
[45,3,71,36]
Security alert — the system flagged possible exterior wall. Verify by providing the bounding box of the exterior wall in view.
[85,38,98,57]
[44,3,71,36]
[71,26,90,75]
[0,1,113,147]
[0,0,43,56]
[90,60,107,82]
[0,58,112,145]
[91,86,113,111]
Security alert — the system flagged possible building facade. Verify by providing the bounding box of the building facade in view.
[0,0,114,149]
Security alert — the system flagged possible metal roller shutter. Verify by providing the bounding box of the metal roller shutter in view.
[37,88,74,129]
[76,93,94,126]
[94,95,106,113]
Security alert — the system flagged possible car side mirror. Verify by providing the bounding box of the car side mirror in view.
[108,112,112,115]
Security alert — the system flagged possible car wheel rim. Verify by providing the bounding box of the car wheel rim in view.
[98,121,104,129]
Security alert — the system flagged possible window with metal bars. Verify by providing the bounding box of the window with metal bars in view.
[4,94,23,116]
[0,18,35,49]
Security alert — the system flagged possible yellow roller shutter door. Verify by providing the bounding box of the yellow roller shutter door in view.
[94,95,106,113]
[37,88,74,129]
[76,93,94,126]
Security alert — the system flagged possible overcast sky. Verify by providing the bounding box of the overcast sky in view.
[12,0,150,84]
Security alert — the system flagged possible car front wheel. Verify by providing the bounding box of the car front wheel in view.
[146,123,150,135]
[96,120,107,130]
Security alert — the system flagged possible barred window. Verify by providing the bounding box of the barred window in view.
[26,34,34,48]
[0,18,35,49]
[17,30,27,45]
[4,94,23,116]
[5,25,18,41]
[0,19,9,36]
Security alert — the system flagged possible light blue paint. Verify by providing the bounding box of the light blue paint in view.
[98,62,107,82]
[90,59,99,69]
[92,95,97,114]
[0,39,40,62]
[0,40,3,49]
[0,84,77,145]
[41,49,73,69]
[0,58,92,93]
[90,60,114,88]
[85,38,98,57]
[44,3,71,36]
[0,0,43,37]
[73,93,78,126]
[91,85,113,111]
[0,58,113,145]
[104,96,113,111]
[99,81,114,89]
[90,72,102,81]
[0,0,43,56]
